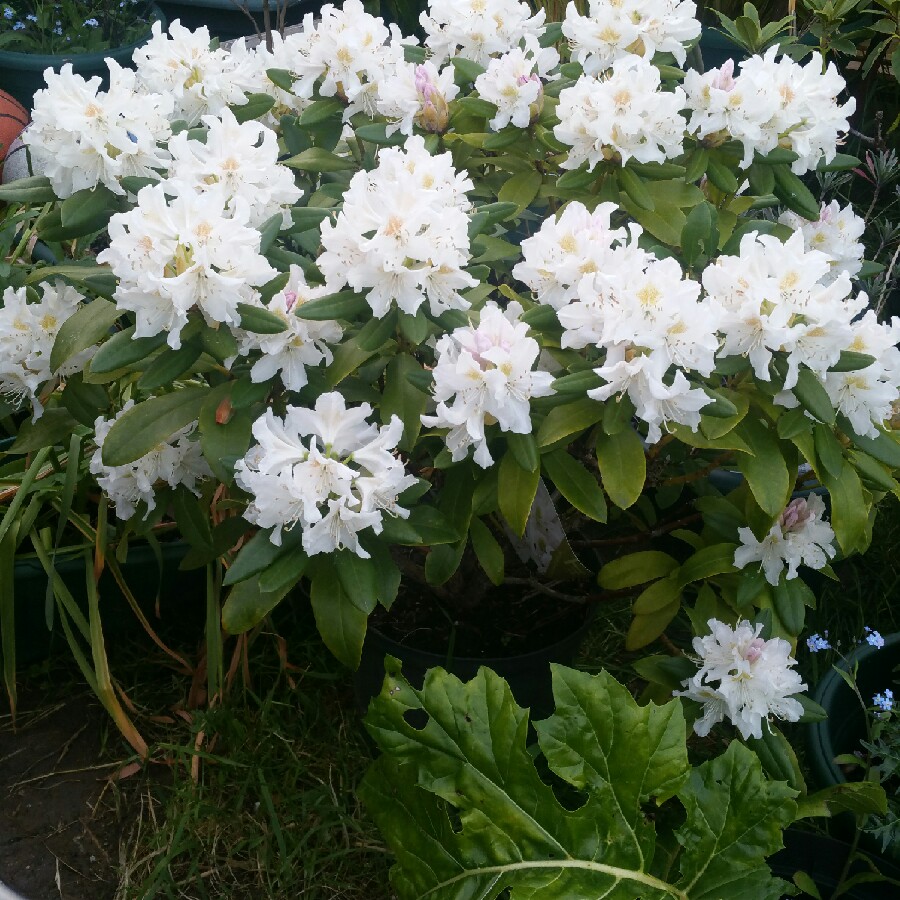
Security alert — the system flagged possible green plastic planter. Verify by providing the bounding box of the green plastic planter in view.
[807,632,900,789]
[0,6,166,110]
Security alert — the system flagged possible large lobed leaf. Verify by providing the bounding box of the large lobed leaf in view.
[361,662,796,899]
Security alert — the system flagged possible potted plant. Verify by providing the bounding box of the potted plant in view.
[1,0,899,759]
[154,0,309,43]
[806,630,900,859]
[0,1,167,108]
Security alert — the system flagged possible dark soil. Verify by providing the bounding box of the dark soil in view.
[370,583,588,659]
[0,688,124,900]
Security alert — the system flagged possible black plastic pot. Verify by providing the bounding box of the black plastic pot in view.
[4,541,204,668]
[354,607,592,721]
[807,632,900,790]
[698,29,748,71]
[770,828,900,898]
[0,6,165,109]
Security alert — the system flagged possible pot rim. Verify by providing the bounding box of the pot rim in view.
[808,631,900,787]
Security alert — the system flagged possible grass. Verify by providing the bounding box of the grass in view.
[106,609,391,900]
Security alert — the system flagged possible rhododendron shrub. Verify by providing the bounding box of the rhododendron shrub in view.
[4,0,898,693]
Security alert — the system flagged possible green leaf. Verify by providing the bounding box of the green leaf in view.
[61,373,108,427]
[336,551,380,614]
[381,354,429,451]
[101,387,210,466]
[632,574,682,614]
[137,341,203,392]
[619,165,655,210]
[424,539,466,586]
[821,460,869,555]
[771,577,811,638]
[813,424,843,480]
[198,386,253,484]
[283,147,357,172]
[772,164,821,220]
[803,782,887,818]
[361,662,795,899]
[793,367,835,425]
[236,303,288,334]
[469,517,505,586]
[541,448,607,522]
[230,92,276,124]
[626,600,680,649]
[221,574,291,634]
[497,169,542,212]
[498,451,540,537]
[735,418,790,517]
[89,326,167,374]
[598,551,679,590]
[292,289,369,321]
[677,542,739,585]
[10,408,81,453]
[58,184,120,238]
[506,432,539,473]
[845,425,900,469]
[830,351,876,373]
[223,528,299,586]
[595,427,646,510]
[310,563,368,669]
[0,175,56,203]
[674,742,797,898]
[50,298,120,373]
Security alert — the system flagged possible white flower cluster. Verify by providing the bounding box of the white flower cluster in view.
[563,0,701,72]
[421,0,547,66]
[734,495,836,586]
[235,393,417,557]
[376,61,459,136]
[778,200,866,285]
[515,201,716,443]
[97,185,276,348]
[133,19,258,124]
[703,230,900,436]
[24,62,172,198]
[676,618,807,740]
[91,403,212,519]
[555,56,687,168]
[421,302,555,467]
[474,45,559,131]
[236,266,343,391]
[282,0,406,119]
[165,107,302,229]
[685,49,856,173]
[0,282,92,418]
[317,136,476,319]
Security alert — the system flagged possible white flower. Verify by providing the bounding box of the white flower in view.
[288,0,406,120]
[421,302,555,467]
[165,107,302,228]
[237,266,343,391]
[133,19,255,124]
[24,61,172,198]
[554,57,687,168]
[0,282,91,418]
[235,393,416,556]
[563,0,701,72]
[734,494,836,585]
[675,618,807,740]
[686,49,855,173]
[474,46,558,131]
[317,136,476,318]
[421,0,547,66]
[97,184,276,348]
[778,200,866,284]
[91,403,212,519]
